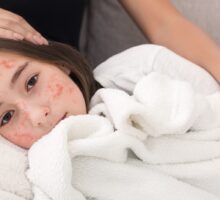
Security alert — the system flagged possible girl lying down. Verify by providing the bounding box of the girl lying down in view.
[0,38,220,200]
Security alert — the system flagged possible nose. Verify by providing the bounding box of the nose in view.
[17,101,51,127]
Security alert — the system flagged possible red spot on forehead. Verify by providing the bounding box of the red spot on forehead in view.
[0,60,15,69]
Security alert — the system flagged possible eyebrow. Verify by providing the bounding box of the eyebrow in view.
[0,62,29,108]
[10,61,29,87]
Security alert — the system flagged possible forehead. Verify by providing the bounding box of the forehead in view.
[0,52,40,84]
[0,52,53,73]
[0,51,68,78]
[0,53,27,93]
[0,52,27,71]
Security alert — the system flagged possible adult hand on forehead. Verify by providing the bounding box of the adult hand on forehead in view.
[0,8,48,45]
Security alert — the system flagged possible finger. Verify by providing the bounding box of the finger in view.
[0,8,48,44]
[0,28,24,40]
[0,20,48,45]
[0,8,37,32]
[0,27,48,45]
[21,20,49,45]
[15,19,48,45]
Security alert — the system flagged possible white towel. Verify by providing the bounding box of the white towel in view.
[26,72,220,200]
[1,45,220,200]
[0,136,31,200]
[26,114,219,200]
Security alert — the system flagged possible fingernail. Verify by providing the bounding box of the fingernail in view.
[33,35,43,44]
[33,35,48,45]
[42,37,49,45]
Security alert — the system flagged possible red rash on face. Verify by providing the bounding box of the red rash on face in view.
[0,60,15,69]
[47,77,65,99]
[54,83,64,98]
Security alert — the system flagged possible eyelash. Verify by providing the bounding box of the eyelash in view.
[0,74,39,127]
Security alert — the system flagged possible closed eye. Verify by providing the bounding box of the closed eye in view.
[26,74,39,92]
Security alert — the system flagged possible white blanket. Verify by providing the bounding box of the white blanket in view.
[26,72,220,200]
[0,45,220,200]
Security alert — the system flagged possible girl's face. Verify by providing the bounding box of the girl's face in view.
[0,52,86,149]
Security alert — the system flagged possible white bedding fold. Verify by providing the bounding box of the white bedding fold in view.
[1,45,220,200]
[26,72,220,199]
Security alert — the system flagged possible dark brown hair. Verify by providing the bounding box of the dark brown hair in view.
[0,38,97,110]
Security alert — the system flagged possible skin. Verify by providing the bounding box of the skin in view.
[120,0,220,83]
[0,52,86,149]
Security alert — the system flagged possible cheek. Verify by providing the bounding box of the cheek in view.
[44,74,77,102]
[10,118,36,147]
[2,129,36,149]
[13,131,34,141]
[46,76,65,100]
[67,84,87,114]
[68,85,84,103]
[41,73,86,113]
[68,86,75,95]
[53,83,64,98]
[0,112,39,148]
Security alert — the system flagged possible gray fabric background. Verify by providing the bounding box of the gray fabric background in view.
[80,0,220,68]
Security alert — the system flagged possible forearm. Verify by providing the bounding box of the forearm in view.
[119,0,220,83]
[152,12,220,83]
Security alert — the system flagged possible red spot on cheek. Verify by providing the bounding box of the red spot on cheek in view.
[0,60,15,69]
[47,81,64,99]
[54,83,64,97]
